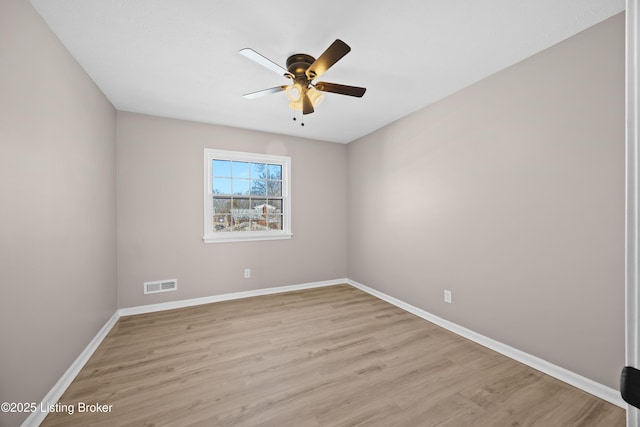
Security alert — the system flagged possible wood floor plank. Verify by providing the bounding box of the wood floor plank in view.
[41,284,624,426]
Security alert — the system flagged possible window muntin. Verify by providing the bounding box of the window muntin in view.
[204,149,291,243]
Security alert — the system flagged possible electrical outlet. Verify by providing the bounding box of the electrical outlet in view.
[244,268,251,279]
[444,289,452,304]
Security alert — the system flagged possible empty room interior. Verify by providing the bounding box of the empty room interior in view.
[2,0,638,426]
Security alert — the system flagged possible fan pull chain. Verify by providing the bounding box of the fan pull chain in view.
[292,110,304,127]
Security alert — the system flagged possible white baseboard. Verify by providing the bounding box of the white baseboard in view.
[346,278,625,409]
[118,278,346,316]
[21,311,121,427]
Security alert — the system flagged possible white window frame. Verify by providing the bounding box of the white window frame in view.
[203,148,292,243]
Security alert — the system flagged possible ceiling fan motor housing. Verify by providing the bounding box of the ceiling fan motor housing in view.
[286,54,316,80]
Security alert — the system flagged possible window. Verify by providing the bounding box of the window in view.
[203,149,291,243]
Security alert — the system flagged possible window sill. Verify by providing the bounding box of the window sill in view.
[203,232,293,244]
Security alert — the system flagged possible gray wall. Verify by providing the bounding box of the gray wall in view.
[0,0,117,425]
[116,112,348,308]
[347,13,625,389]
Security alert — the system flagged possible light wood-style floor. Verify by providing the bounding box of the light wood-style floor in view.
[42,284,624,426]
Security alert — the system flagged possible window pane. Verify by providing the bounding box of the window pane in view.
[269,199,283,212]
[213,160,231,177]
[251,219,265,231]
[251,163,266,179]
[213,197,231,213]
[250,180,266,196]
[267,214,282,230]
[232,162,249,178]
[268,164,282,180]
[251,199,267,210]
[213,178,231,195]
[267,180,282,197]
[232,198,250,209]
[232,178,250,195]
[213,215,231,232]
[233,217,251,231]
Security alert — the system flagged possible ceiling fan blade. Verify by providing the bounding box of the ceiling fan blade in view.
[315,82,366,97]
[306,39,351,80]
[239,48,293,78]
[243,86,287,99]
[302,93,314,115]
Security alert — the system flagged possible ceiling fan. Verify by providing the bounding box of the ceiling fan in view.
[239,39,366,116]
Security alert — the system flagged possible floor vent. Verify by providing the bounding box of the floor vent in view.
[144,279,178,295]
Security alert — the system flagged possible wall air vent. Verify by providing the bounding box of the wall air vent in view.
[144,279,178,295]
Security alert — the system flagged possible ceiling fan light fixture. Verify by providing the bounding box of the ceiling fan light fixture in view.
[309,86,324,107]
[288,101,302,111]
[285,84,302,102]
[288,86,324,111]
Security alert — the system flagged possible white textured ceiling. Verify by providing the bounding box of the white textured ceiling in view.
[29,0,624,144]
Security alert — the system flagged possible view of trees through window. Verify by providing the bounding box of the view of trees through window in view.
[211,160,283,232]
